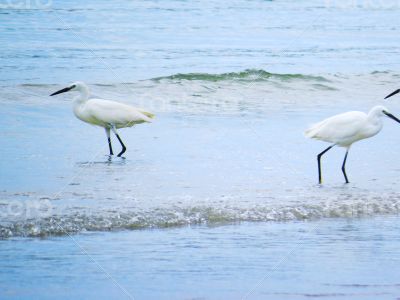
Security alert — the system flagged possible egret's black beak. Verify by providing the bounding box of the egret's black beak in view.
[384,89,400,99]
[383,111,400,123]
[50,85,74,96]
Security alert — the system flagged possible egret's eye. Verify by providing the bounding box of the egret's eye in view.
[71,84,76,89]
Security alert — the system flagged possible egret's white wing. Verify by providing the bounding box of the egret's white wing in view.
[85,98,153,127]
[305,111,367,144]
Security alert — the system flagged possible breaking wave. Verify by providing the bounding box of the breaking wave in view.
[151,69,330,82]
[1,193,400,238]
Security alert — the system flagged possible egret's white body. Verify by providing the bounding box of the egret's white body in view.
[73,98,153,129]
[305,106,385,147]
[51,82,154,156]
[305,105,400,183]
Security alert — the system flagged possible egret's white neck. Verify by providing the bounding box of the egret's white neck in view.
[74,86,90,103]
[366,107,384,135]
[367,107,383,121]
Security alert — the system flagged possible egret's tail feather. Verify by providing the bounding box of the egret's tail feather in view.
[304,125,318,138]
[139,110,155,119]
[304,118,329,139]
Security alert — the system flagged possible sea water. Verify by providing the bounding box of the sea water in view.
[1,0,400,299]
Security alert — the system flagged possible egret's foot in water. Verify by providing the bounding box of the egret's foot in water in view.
[116,143,126,157]
[115,135,126,157]
[110,126,127,157]
[117,150,126,157]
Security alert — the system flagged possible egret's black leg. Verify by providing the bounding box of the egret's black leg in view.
[111,126,127,157]
[105,128,113,155]
[115,134,126,157]
[342,149,350,184]
[108,137,113,155]
[317,145,334,184]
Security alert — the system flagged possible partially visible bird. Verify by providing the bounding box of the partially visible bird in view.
[50,82,154,157]
[384,88,400,99]
[305,105,400,184]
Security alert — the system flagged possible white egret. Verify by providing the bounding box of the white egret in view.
[305,105,400,184]
[50,82,154,157]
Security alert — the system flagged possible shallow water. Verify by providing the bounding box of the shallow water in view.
[1,216,400,299]
[2,72,400,237]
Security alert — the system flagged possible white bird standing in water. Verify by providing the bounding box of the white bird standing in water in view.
[50,82,154,157]
[305,105,400,184]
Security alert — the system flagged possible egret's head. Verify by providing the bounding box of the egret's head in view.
[370,105,388,116]
[50,81,88,96]
[370,105,400,124]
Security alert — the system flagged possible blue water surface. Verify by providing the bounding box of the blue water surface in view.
[1,1,400,299]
